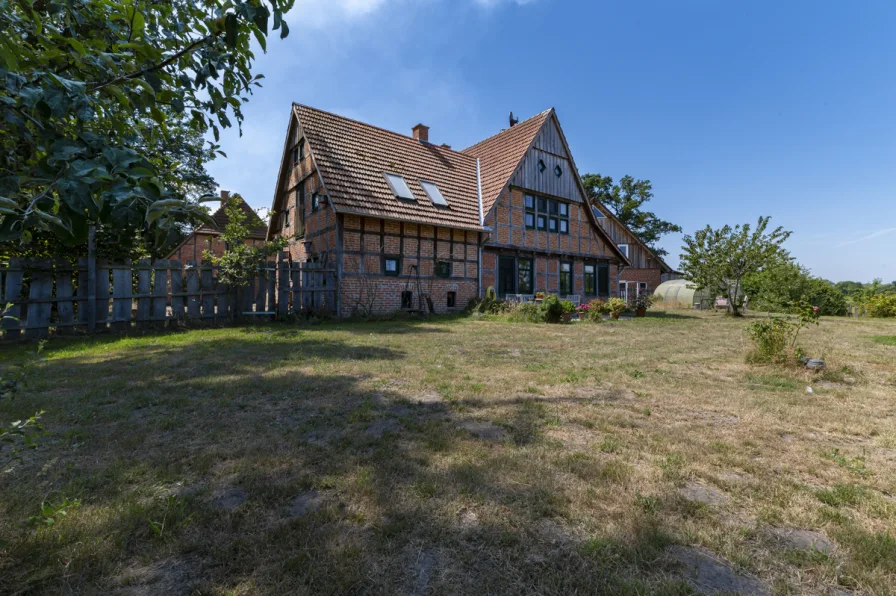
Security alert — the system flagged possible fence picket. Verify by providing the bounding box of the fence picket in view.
[136,259,152,329]
[200,263,215,321]
[55,259,74,332]
[186,261,200,319]
[254,268,267,314]
[169,260,184,320]
[2,259,23,339]
[112,260,132,332]
[152,260,169,329]
[95,259,110,330]
[266,261,276,316]
[216,283,230,322]
[290,262,301,313]
[25,260,53,339]
[277,253,289,317]
[77,257,88,328]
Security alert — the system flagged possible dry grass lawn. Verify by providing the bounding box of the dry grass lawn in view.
[1,311,895,594]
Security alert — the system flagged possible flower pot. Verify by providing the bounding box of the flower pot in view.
[562,312,572,323]
[635,308,646,317]
[610,313,620,320]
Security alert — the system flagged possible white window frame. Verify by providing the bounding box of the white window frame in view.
[420,180,448,206]
[618,243,629,258]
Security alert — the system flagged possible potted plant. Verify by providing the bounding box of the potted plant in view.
[560,299,576,322]
[608,297,627,320]
[633,293,654,317]
[535,289,546,301]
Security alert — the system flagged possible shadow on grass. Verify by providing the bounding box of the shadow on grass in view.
[0,331,689,595]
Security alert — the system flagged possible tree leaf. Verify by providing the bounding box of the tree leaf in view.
[225,14,238,48]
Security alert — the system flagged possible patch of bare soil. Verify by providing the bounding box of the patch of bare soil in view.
[290,489,325,516]
[212,487,247,510]
[667,545,768,595]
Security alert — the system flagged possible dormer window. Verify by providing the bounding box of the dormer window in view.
[420,181,448,206]
[384,173,415,200]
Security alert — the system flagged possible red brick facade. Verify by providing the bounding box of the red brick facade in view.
[167,233,264,263]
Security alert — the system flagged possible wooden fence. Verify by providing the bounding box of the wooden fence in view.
[0,252,337,339]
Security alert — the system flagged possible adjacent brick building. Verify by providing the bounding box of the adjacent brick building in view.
[268,104,631,317]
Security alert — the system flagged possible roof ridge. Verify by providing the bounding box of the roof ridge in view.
[460,108,554,153]
[292,103,478,162]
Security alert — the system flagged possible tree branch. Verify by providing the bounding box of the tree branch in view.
[90,34,216,91]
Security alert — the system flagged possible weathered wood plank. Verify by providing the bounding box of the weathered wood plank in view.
[290,261,301,313]
[254,268,266,313]
[186,261,200,319]
[77,257,88,327]
[95,259,110,330]
[277,252,289,317]
[111,260,132,332]
[55,258,74,332]
[2,258,24,339]
[136,258,152,329]
[152,260,169,329]
[216,283,230,322]
[200,262,214,320]
[169,260,184,320]
[25,260,53,339]
[266,261,276,316]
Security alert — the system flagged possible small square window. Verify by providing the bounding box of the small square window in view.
[537,215,547,230]
[549,217,558,232]
[559,219,569,234]
[447,291,457,308]
[525,212,535,229]
[549,200,558,214]
[558,202,568,217]
[524,194,535,210]
[384,257,400,276]
[435,261,451,278]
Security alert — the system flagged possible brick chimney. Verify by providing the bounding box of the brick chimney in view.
[220,189,230,200]
[412,123,429,142]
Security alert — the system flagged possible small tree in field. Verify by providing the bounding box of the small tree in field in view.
[679,216,791,316]
[204,196,284,299]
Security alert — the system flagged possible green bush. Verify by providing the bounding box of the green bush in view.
[747,318,792,363]
[507,302,543,323]
[540,294,565,323]
[866,294,896,318]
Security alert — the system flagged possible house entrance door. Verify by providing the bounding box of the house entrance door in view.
[498,256,516,297]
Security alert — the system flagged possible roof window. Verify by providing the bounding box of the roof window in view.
[384,173,415,200]
[420,180,448,206]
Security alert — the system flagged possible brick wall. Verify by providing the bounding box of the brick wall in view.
[168,233,264,263]
[619,267,662,291]
[340,215,480,317]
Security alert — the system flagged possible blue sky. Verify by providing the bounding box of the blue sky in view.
[207,0,896,283]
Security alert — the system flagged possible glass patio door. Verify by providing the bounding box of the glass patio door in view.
[498,256,516,297]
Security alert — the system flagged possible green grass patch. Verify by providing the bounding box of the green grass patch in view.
[870,335,896,346]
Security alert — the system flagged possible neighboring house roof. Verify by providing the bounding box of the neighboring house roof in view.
[196,197,268,240]
[461,109,552,216]
[591,202,674,273]
[293,103,484,231]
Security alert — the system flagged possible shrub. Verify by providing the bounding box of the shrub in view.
[507,302,543,323]
[560,300,576,314]
[866,294,896,318]
[634,293,655,311]
[607,298,627,318]
[747,296,820,363]
[578,300,606,323]
[540,294,565,323]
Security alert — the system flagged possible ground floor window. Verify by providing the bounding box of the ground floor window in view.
[560,262,572,295]
[384,256,400,276]
[584,263,596,295]
[638,282,648,295]
[517,258,533,294]
[447,291,456,308]
[598,263,610,298]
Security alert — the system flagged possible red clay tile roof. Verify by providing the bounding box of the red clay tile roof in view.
[461,109,553,216]
[295,104,483,231]
[196,196,268,239]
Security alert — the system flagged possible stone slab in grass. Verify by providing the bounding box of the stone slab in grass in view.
[678,482,730,506]
[212,487,247,510]
[769,527,835,554]
[459,420,509,442]
[290,490,324,517]
[667,545,767,595]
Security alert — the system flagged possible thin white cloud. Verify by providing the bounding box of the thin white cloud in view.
[839,227,896,246]
[288,0,536,27]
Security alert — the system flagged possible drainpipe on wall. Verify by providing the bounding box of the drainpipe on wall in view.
[476,158,484,298]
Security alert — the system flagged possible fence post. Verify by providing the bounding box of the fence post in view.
[291,261,301,314]
[277,252,289,317]
[87,226,96,333]
[95,258,109,331]
[266,261,276,318]
[186,260,200,320]
[200,262,214,322]
[254,265,267,314]
[169,260,184,321]
[152,259,169,329]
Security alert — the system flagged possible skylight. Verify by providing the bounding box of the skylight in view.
[420,181,448,206]
[384,173,415,200]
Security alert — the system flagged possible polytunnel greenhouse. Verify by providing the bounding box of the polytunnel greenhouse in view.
[653,279,714,309]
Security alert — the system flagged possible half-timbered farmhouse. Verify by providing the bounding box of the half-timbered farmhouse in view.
[268,104,632,316]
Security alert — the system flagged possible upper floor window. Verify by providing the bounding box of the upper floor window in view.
[525,194,569,234]
[618,243,629,258]
[292,139,305,166]
[311,192,321,212]
[592,206,606,219]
